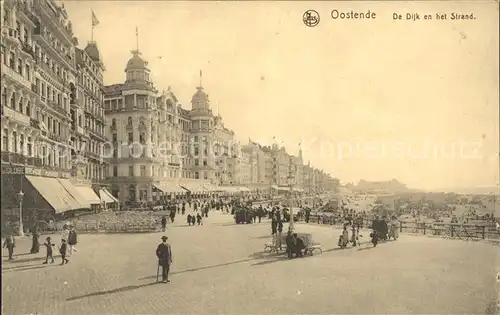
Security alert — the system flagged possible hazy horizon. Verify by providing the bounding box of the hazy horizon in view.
[62,1,499,190]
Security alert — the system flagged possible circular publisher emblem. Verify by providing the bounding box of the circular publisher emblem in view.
[303,10,320,27]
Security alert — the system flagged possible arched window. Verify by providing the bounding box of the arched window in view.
[127,116,132,126]
[112,118,116,127]
[26,101,30,116]
[2,129,8,152]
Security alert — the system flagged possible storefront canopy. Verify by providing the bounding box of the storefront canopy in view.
[99,188,118,204]
[154,182,186,194]
[25,176,88,213]
[74,186,101,205]
[179,182,207,194]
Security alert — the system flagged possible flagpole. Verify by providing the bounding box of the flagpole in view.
[91,10,94,42]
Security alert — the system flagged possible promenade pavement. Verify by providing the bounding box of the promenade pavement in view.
[2,211,499,314]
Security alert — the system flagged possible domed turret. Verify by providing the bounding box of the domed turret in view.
[125,51,148,72]
[191,86,210,110]
[124,50,151,84]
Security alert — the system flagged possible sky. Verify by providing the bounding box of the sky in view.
[62,1,499,191]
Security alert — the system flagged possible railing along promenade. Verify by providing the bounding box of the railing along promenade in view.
[308,214,499,241]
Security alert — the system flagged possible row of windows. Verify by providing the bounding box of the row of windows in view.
[2,88,32,116]
[82,52,102,80]
[35,78,69,109]
[80,86,104,118]
[36,48,70,84]
[2,129,33,155]
[109,165,209,180]
[1,48,32,81]
[1,87,66,138]
[126,70,150,82]
[80,63,102,100]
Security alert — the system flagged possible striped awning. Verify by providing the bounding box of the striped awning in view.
[156,182,187,194]
[99,188,118,203]
[179,182,207,193]
[26,176,88,213]
[74,186,101,204]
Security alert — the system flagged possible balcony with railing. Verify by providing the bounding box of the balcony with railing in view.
[46,99,68,117]
[89,130,106,141]
[34,0,74,46]
[2,28,21,46]
[21,42,36,60]
[1,63,32,90]
[16,1,39,25]
[33,22,74,71]
[34,59,66,86]
[2,106,31,126]
[0,152,41,166]
[85,150,102,161]
[74,125,89,137]
[47,132,64,142]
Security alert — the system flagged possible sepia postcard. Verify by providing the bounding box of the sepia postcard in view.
[0,0,499,314]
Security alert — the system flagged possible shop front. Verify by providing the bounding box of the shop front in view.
[1,164,90,234]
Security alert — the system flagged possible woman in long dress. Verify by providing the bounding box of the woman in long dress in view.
[30,228,40,254]
[389,216,400,240]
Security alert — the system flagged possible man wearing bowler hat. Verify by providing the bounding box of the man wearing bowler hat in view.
[156,236,173,283]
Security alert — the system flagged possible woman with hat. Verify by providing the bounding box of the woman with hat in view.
[156,236,173,283]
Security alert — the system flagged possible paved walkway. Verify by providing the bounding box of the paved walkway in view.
[2,211,498,314]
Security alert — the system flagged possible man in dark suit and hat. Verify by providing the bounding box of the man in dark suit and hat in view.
[156,236,173,283]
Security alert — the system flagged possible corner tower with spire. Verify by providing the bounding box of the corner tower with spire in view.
[191,70,211,111]
[124,27,153,88]
[103,26,160,203]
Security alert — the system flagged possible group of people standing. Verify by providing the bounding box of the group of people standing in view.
[2,223,78,265]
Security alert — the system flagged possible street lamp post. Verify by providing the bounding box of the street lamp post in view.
[288,162,296,232]
[17,190,25,236]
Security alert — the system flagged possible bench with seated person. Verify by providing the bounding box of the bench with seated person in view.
[265,232,322,256]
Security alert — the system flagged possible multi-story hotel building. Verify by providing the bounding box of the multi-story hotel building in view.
[103,48,163,202]
[104,46,240,202]
[1,0,111,232]
[71,42,107,185]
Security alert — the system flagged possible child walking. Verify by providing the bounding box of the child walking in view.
[59,239,69,265]
[43,236,55,264]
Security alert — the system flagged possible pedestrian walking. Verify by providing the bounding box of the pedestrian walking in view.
[60,225,70,243]
[3,234,15,260]
[43,236,55,264]
[67,228,78,257]
[161,216,167,232]
[59,239,69,265]
[30,226,40,254]
[170,209,176,223]
[156,236,173,283]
